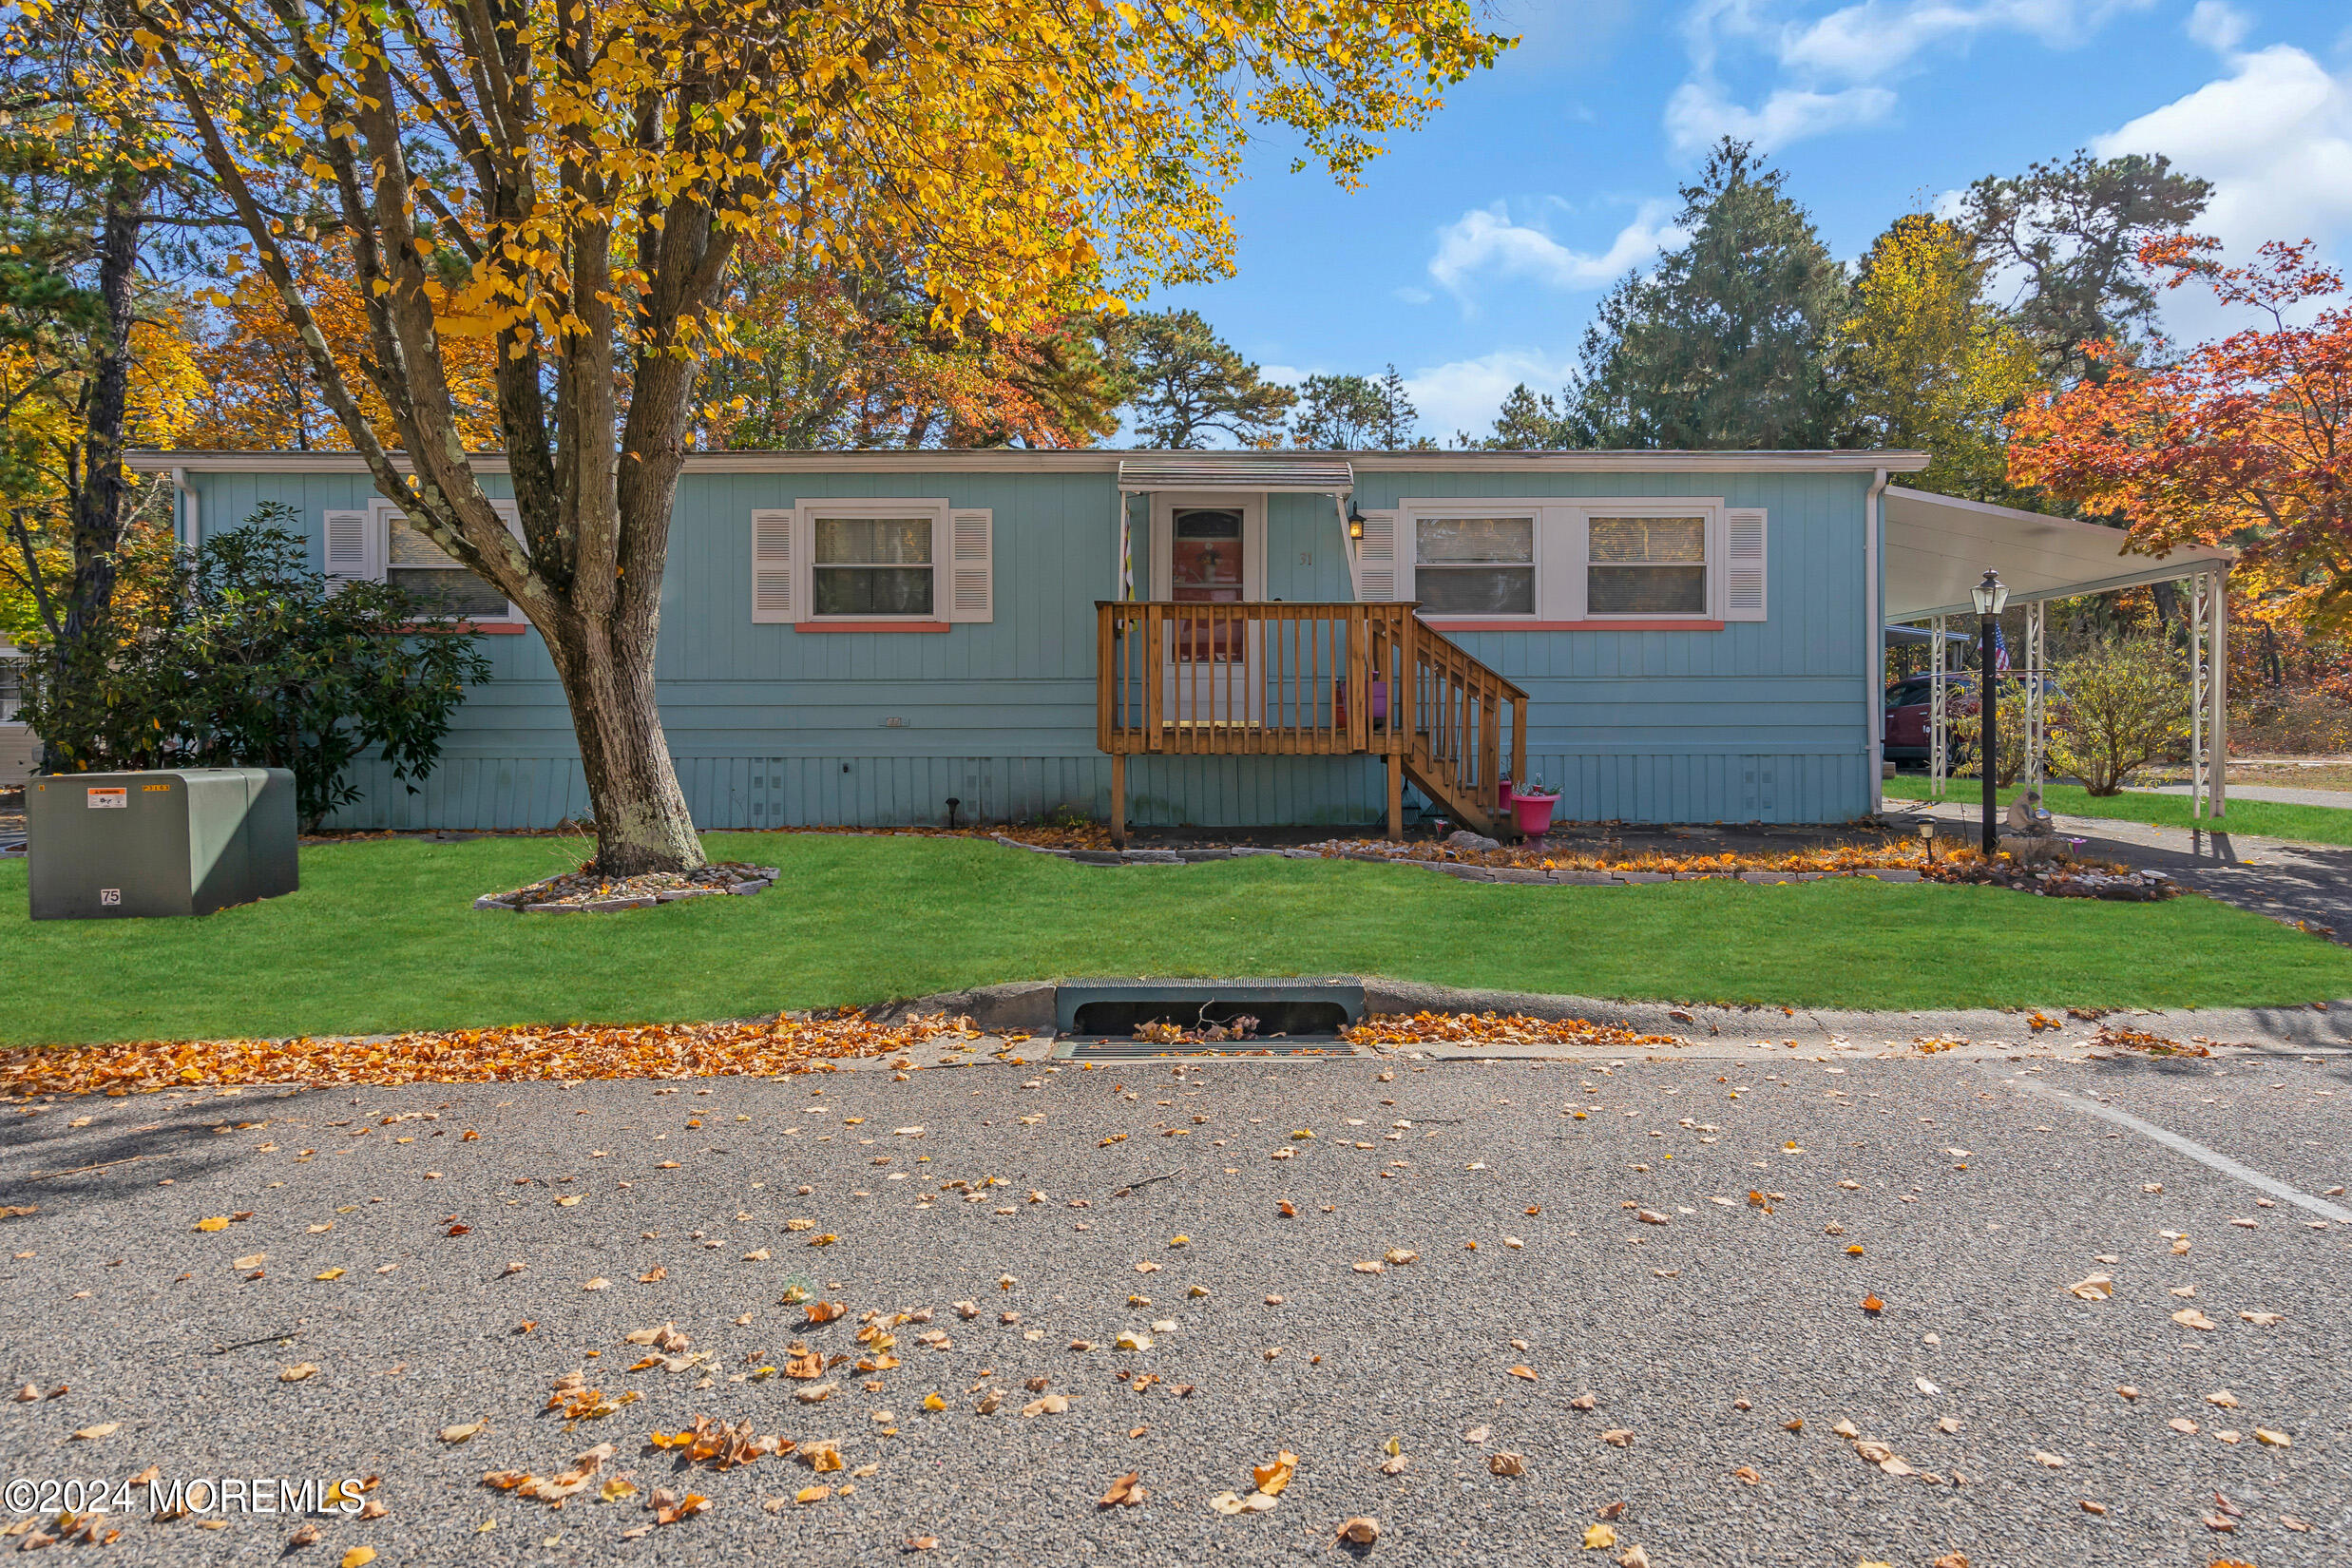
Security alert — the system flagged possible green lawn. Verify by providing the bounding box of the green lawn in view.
[4,834,2349,1046]
[1884,774,2352,846]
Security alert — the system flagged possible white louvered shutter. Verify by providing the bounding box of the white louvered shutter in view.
[1349,508,1402,602]
[751,507,796,623]
[1724,507,1767,621]
[947,507,993,622]
[323,508,376,586]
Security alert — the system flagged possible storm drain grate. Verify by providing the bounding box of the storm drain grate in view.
[1057,1039,1362,1061]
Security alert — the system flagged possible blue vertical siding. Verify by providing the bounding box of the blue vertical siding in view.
[190,463,1872,830]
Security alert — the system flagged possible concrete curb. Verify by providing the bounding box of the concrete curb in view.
[867,973,2352,1059]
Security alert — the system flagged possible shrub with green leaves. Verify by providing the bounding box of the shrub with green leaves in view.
[2049,636,2190,795]
[13,507,490,827]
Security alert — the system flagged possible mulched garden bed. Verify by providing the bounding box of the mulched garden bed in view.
[1921,853,2179,901]
[475,860,780,913]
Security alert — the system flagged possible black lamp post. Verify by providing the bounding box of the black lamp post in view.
[1971,568,2009,854]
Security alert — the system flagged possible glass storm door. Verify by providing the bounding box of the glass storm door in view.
[1161,506,1262,725]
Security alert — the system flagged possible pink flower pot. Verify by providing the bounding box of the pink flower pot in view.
[1510,791,1558,837]
[1497,778,1513,810]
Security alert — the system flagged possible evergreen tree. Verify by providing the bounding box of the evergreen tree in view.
[1478,383,1576,449]
[1960,150,2210,382]
[1116,308,1295,449]
[1292,363,1432,449]
[1571,139,1852,449]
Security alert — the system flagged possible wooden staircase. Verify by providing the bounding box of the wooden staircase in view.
[1095,601,1528,841]
[1402,624,1528,838]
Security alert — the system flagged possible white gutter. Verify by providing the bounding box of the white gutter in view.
[1866,467,1889,815]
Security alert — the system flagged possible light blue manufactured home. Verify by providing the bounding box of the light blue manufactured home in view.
[130,449,1934,834]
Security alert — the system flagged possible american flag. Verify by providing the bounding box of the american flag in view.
[1993,623,2010,673]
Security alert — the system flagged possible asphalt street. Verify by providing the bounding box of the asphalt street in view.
[2,1048,2345,1567]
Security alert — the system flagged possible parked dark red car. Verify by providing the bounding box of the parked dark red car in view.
[1884,674,2058,767]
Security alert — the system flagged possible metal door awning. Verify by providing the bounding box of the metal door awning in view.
[1115,454,1354,494]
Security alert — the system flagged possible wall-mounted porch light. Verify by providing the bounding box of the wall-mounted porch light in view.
[1347,504,1367,542]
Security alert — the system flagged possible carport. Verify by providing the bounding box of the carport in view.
[1880,488,2237,819]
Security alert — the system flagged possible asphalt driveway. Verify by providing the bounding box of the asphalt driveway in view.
[2,1048,2345,1566]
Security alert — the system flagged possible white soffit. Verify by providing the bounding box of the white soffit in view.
[1885,487,2234,620]
[1116,454,1354,493]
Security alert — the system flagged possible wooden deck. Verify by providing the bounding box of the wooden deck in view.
[1095,602,1527,842]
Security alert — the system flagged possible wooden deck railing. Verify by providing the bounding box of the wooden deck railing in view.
[1095,601,1529,842]
[1409,624,1529,832]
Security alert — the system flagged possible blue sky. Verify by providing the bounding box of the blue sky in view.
[1141,0,2352,443]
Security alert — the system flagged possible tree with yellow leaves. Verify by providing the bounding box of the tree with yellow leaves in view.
[1838,214,2045,503]
[112,0,1505,873]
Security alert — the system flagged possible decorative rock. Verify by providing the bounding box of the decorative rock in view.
[1444,830,1501,853]
[1616,871,1672,884]
[1120,850,1184,865]
[727,878,773,895]
[1860,869,1922,883]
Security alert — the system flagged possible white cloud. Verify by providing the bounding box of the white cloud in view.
[1665,77,1895,154]
[1392,286,1435,306]
[1670,0,2155,156]
[1403,349,1581,438]
[1428,201,1685,296]
[2092,43,2352,261]
[2183,0,2248,54]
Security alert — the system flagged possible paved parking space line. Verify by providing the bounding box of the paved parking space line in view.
[1990,1069,2352,1223]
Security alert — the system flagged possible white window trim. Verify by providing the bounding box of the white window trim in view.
[1396,496,1729,622]
[366,496,526,622]
[795,497,955,622]
[1573,499,1726,622]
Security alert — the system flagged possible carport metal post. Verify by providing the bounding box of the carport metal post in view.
[2189,564,2229,823]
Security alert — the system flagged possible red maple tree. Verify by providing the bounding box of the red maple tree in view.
[2009,237,2352,625]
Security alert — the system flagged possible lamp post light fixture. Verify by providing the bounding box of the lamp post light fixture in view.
[1971,569,2009,854]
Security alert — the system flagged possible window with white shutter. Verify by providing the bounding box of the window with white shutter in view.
[1348,508,1401,602]
[322,508,376,585]
[367,497,522,621]
[946,508,993,622]
[751,507,796,622]
[1723,507,1767,621]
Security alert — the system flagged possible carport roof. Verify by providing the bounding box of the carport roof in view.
[1886,487,2233,620]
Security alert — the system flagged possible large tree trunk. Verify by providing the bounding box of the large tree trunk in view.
[541,608,702,877]
[42,149,145,773]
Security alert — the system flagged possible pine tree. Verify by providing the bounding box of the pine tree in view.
[1116,309,1295,449]
[1571,139,1852,450]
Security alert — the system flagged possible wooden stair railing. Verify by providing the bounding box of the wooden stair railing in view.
[1402,620,1529,838]
[1093,601,1526,842]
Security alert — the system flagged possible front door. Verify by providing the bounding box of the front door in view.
[1154,497,1265,726]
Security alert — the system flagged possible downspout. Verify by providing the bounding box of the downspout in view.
[1866,468,1888,817]
[170,466,198,552]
